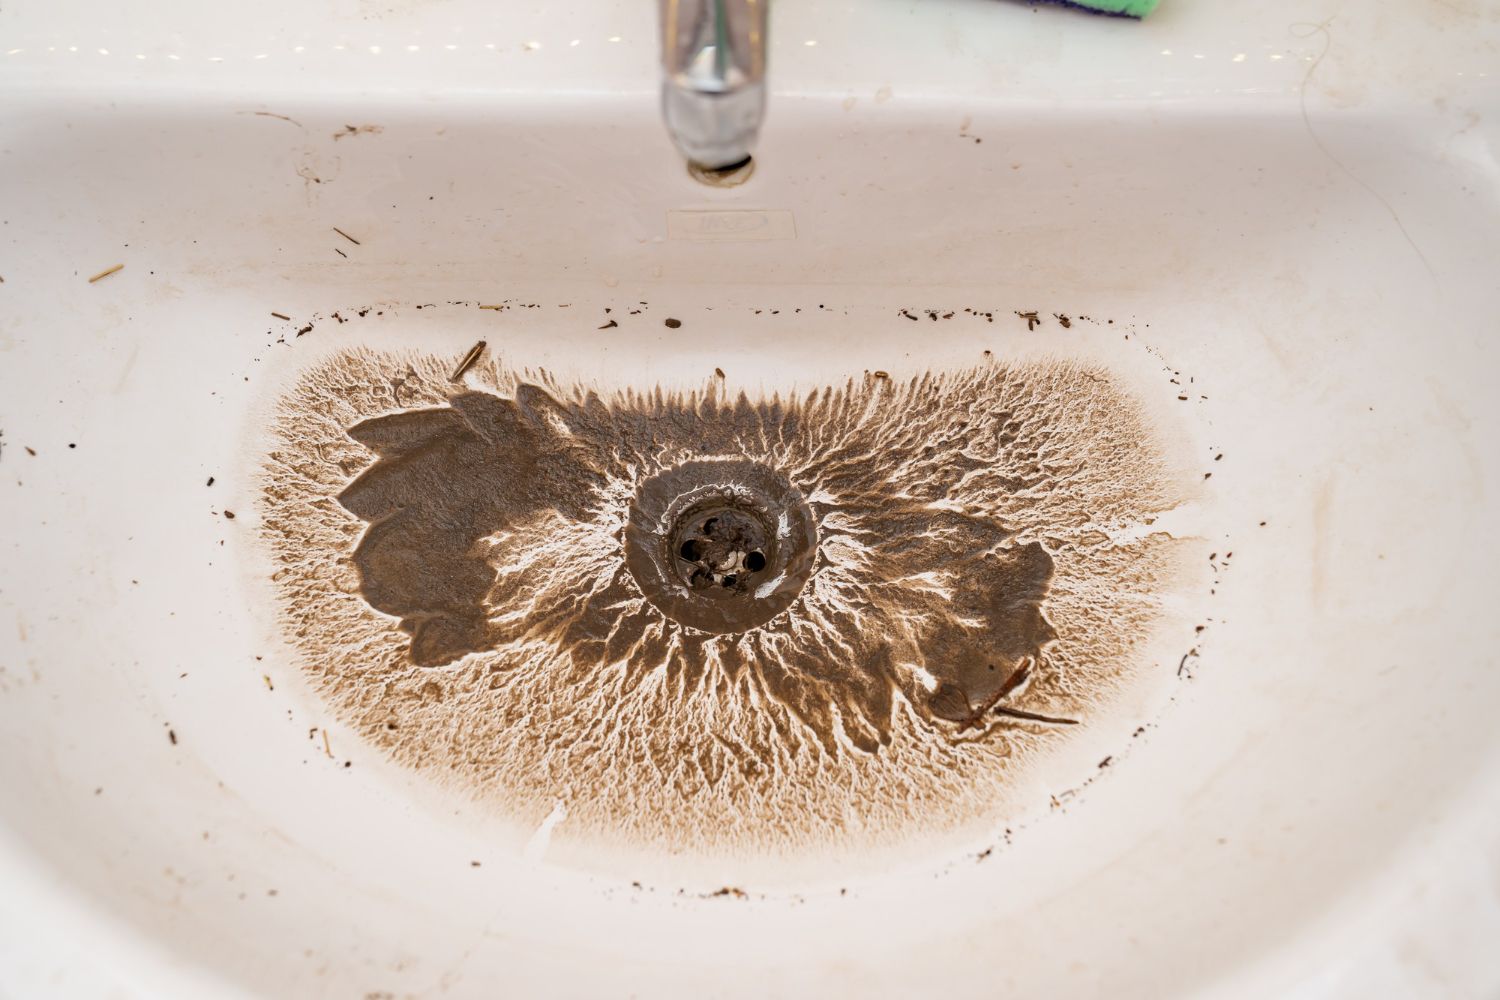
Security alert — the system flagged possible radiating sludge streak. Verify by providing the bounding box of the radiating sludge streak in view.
[260,350,1202,858]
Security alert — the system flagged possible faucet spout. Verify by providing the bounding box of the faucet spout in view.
[659,0,768,170]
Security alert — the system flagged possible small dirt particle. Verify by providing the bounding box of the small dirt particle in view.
[708,886,747,899]
[664,318,682,329]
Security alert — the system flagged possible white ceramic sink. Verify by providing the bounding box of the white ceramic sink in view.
[2,1,1499,997]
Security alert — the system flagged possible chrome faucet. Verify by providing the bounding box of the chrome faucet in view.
[659,0,768,170]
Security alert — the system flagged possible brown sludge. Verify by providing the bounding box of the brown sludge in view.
[260,350,1197,857]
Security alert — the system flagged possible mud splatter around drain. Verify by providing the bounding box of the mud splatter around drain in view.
[260,351,1200,856]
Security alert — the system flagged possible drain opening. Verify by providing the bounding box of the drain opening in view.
[686,155,756,188]
[671,505,772,594]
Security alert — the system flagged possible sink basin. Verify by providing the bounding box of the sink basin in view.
[2,1,1499,997]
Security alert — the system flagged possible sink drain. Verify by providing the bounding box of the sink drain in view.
[624,459,816,634]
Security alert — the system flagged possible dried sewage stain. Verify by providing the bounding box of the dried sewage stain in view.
[260,350,1202,858]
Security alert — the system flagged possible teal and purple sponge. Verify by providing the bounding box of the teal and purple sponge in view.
[1040,0,1159,16]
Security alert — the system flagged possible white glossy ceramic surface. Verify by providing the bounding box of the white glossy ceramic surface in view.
[2,1,1499,997]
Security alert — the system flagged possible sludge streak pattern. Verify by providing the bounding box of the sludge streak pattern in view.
[259,350,1199,857]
